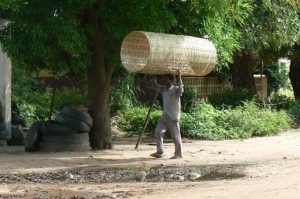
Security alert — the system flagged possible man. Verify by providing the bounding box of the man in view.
[151,70,184,159]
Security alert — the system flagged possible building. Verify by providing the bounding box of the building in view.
[0,20,12,144]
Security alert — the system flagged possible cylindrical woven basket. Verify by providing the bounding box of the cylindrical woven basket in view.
[120,31,217,76]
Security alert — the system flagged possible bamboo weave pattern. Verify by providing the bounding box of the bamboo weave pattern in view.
[121,31,217,76]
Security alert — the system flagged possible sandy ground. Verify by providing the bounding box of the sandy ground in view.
[1,128,300,198]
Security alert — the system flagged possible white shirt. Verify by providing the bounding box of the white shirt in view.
[156,83,184,121]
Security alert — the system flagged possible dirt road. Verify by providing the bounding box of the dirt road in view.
[1,129,300,198]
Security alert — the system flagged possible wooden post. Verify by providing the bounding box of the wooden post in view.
[135,92,158,150]
[48,85,57,121]
[0,42,11,141]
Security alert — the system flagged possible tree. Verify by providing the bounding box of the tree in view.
[169,0,252,69]
[0,0,263,149]
[289,44,300,99]
[288,2,300,100]
[230,0,300,92]
[0,0,176,149]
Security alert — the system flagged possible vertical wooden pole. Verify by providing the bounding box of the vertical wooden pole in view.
[135,92,158,149]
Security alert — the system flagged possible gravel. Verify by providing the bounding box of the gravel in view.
[0,165,246,184]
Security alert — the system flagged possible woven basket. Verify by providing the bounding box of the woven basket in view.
[120,31,217,76]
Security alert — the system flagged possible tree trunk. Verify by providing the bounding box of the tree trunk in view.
[231,53,256,92]
[289,59,300,100]
[86,4,113,150]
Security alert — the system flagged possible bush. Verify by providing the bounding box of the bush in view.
[110,74,138,114]
[209,88,256,109]
[181,103,226,140]
[181,87,198,112]
[262,63,289,94]
[260,93,294,110]
[289,100,300,121]
[12,69,87,126]
[54,88,87,110]
[14,87,87,126]
[120,101,291,140]
[119,107,162,136]
[217,102,291,138]
[12,71,53,125]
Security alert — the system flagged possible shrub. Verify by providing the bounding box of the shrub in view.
[181,88,198,112]
[181,103,226,140]
[12,69,87,126]
[289,100,300,121]
[217,102,291,138]
[12,73,53,126]
[54,88,87,110]
[262,63,289,94]
[209,88,256,109]
[119,107,162,135]
[260,92,294,110]
[110,74,138,113]
[120,101,291,140]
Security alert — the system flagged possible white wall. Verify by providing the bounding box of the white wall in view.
[0,44,11,139]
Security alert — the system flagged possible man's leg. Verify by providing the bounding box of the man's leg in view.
[168,120,183,158]
[153,117,167,156]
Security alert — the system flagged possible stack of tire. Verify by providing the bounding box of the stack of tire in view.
[25,107,93,152]
[8,101,27,146]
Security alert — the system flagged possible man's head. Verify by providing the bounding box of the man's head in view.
[157,74,174,87]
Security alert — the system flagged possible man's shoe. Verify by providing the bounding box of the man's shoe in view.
[170,155,183,159]
[150,152,163,158]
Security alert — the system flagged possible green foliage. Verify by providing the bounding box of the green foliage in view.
[208,89,256,109]
[262,64,290,93]
[54,88,87,110]
[182,103,290,140]
[12,68,87,126]
[120,101,291,140]
[180,103,227,140]
[215,102,291,138]
[109,74,138,113]
[0,0,177,73]
[0,0,260,74]
[14,87,87,126]
[204,1,253,68]
[12,69,51,125]
[181,87,198,113]
[168,0,253,68]
[262,93,294,111]
[238,0,300,54]
[13,89,51,126]
[2,0,299,137]
[288,100,300,121]
[119,107,162,135]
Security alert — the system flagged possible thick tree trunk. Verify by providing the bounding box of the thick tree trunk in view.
[231,53,256,92]
[289,59,300,100]
[86,4,114,150]
[87,60,113,150]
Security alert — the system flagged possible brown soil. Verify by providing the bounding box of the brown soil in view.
[1,128,300,198]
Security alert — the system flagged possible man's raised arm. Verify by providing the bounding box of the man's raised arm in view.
[176,70,184,97]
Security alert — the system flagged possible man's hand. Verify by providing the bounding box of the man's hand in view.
[178,68,182,76]
[178,69,182,84]
[152,75,160,86]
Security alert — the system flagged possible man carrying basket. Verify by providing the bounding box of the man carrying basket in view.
[151,70,184,159]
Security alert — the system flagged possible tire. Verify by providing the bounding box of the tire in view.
[12,114,26,127]
[25,121,42,152]
[55,113,90,133]
[11,124,24,139]
[61,107,93,128]
[39,133,90,152]
[40,121,77,135]
[7,138,24,146]
[0,130,8,140]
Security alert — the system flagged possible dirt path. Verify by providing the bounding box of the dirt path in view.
[1,129,300,198]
